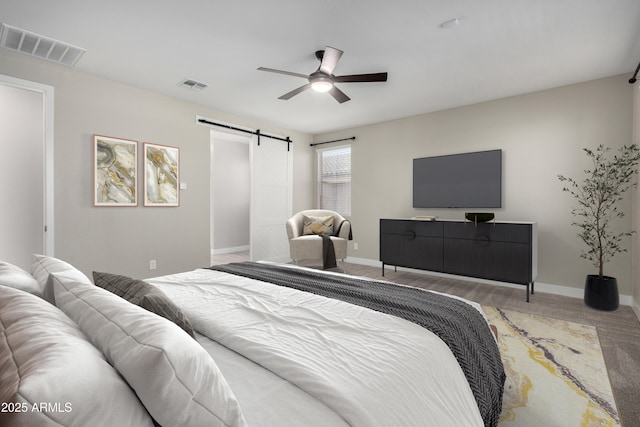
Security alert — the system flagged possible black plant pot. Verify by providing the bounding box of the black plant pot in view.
[584,275,619,311]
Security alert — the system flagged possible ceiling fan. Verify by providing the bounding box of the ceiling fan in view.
[257,46,388,103]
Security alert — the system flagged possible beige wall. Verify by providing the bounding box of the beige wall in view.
[315,75,635,296]
[2,46,635,298]
[0,50,313,279]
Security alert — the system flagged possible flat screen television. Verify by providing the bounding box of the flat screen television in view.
[413,149,502,208]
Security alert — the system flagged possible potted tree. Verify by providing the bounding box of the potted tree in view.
[558,144,640,311]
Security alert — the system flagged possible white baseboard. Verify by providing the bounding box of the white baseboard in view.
[211,245,250,255]
[633,298,640,322]
[345,256,380,268]
[345,256,634,306]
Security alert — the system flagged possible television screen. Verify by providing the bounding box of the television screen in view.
[413,149,502,208]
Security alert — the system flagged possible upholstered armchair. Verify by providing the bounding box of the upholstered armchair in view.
[286,209,351,270]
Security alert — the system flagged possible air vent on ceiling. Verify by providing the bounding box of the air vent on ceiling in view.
[179,78,208,91]
[0,23,86,67]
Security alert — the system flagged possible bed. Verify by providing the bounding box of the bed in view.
[0,255,505,427]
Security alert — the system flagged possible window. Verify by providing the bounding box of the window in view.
[318,145,351,216]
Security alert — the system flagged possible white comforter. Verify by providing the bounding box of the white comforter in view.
[148,267,484,427]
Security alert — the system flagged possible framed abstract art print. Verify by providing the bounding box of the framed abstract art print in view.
[93,135,137,206]
[144,142,180,207]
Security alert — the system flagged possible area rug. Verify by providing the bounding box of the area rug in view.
[483,307,620,427]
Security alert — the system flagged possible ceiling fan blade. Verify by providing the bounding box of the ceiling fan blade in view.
[257,67,309,79]
[334,72,388,83]
[319,46,343,75]
[329,86,350,103]
[278,84,311,100]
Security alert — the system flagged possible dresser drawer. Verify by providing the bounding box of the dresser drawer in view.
[380,234,443,271]
[380,219,443,238]
[443,239,531,283]
[443,222,531,244]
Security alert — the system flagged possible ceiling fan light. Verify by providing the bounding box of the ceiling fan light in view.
[311,80,333,92]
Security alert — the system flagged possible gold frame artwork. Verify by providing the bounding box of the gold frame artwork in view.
[93,135,138,206]
[144,142,180,207]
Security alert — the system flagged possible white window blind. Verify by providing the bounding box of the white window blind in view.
[318,145,351,216]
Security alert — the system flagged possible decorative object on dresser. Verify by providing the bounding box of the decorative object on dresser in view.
[558,144,640,311]
[411,215,437,221]
[380,219,538,301]
[464,212,495,224]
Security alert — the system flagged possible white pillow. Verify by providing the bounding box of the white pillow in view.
[31,254,91,303]
[0,261,42,296]
[0,285,155,427]
[51,272,247,427]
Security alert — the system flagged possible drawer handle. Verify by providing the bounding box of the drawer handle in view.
[405,231,417,240]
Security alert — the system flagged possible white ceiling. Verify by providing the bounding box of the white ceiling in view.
[2,0,640,134]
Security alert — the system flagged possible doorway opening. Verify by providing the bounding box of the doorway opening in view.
[210,130,251,264]
[0,74,54,270]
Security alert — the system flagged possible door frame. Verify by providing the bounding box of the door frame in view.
[0,74,54,256]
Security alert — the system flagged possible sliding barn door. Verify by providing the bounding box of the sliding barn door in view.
[250,135,292,262]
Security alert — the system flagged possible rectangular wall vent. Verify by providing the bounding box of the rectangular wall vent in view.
[0,23,86,67]
[179,78,208,91]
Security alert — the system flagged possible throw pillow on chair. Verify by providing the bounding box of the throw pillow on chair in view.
[303,215,334,235]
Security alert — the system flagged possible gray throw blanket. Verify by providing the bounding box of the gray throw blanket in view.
[209,262,505,427]
[321,219,352,270]
[320,235,337,269]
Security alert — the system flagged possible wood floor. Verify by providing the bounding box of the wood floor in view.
[210,252,640,426]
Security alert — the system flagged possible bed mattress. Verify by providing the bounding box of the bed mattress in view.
[148,264,501,427]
